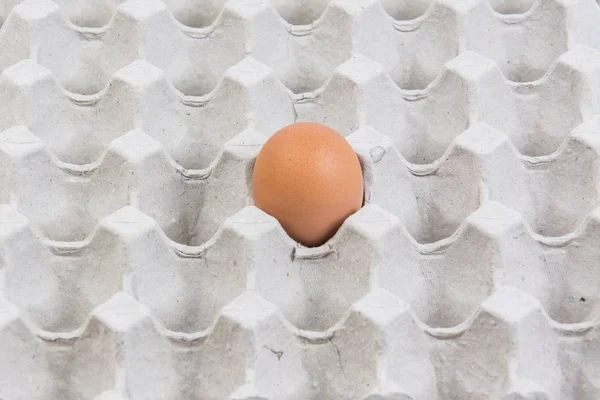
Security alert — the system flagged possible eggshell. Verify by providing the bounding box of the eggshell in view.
[252,122,364,247]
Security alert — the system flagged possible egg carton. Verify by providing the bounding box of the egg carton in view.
[1,0,600,399]
[0,114,598,319]
[0,0,600,95]
[0,120,600,399]
[0,49,599,246]
[350,118,600,243]
[1,112,598,250]
[1,43,599,169]
[1,202,600,399]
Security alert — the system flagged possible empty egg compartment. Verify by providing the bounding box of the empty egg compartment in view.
[349,119,600,326]
[2,201,600,399]
[2,110,599,336]
[0,126,265,245]
[1,47,599,176]
[297,45,600,161]
[361,0,600,88]
[0,0,600,399]
[4,44,598,183]
[349,118,600,242]
[2,119,600,320]
[1,62,600,399]
[0,0,353,95]
[2,0,600,96]
[0,57,293,169]
[0,0,330,28]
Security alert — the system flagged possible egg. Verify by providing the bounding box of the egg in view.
[252,122,364,247]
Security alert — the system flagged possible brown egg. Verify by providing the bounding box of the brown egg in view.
[252,122,364,247]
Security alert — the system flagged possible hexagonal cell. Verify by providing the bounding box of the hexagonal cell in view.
[477,45,600,157]
[236,205,377,331]
[330,205,435,324]
[393,50,488,162]
[457,120,599,238]
[305,289,437,399]
[193,58,292,162]
[0,290,141,399]
[382,202,514,328]
[534,141,595,233]
[59,46,119,95]
[434,287,559,399]
[1,0,139,94]
[102,206,249,333]
[120,0,215,95]
[115,58,292,170]
[39,325,118,399]
[0,127,129,241]
[16,0,124,94]
[463,199,600,326]
[362,0,461,90]
[308,53,473,164]
[410,134,483,242]
[1,210,126,332]
[190,129,265,244]
[213,292,305,399]
[465,0,570,83]
[120,0,249,96]
[347,126,483,245]
[106,129,203,245]
[116,290,303,399]
[249,0,356,94]
[108,128,262,246]
[531,208,600,324]
[297,55,383,137]
[0,59,132,164]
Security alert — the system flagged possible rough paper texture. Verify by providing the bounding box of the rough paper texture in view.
[1,0,600,399]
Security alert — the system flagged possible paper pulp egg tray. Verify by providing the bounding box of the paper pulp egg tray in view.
[1,0,600,399]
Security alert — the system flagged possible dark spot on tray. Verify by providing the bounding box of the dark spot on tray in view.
[263,346,283,361]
